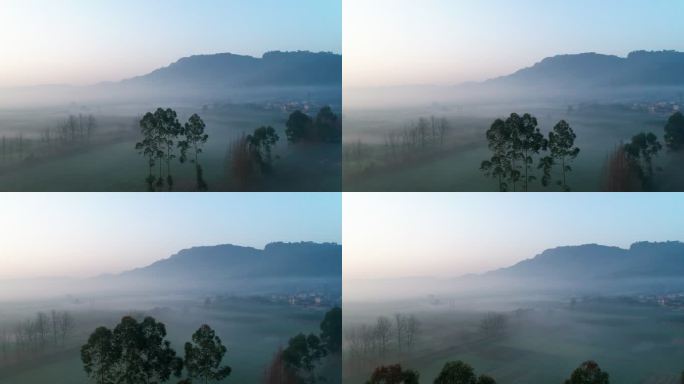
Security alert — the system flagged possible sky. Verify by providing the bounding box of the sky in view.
[0,193,341,279]
[344,0,684,87]
[0,0,341,87]
[344,193,684,280]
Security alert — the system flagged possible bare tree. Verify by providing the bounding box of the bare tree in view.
[59,311,75,344]
[374,316,392,356]
[405,315,419,349]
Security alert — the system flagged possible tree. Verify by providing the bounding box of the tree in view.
[479,313,508,339]
[366,364,420,384]
[246,126,280,172]
[136,112,164,191]
[319,307,341,354]
[434,361,476,384]
[374,316,392,355]
[179,114,210,191]
[135,108,182,191]
[394,314,407,352]
[515,113,546,191]
[81,327,119,384]
[111,316,182,384]
[59,311,75,344]
[314,106,341,142]
[156,108,182,190]
[476,375,496,384]
[285,111,314,143]
[184,324,232,384]
[624,132,662,189]
[263,347,298,384]
[404,315,419,349]
[282,333,326,383]
[545,120,580,191]
[664,111,684,151]
[564,361,609,384]
[481,119,511,191]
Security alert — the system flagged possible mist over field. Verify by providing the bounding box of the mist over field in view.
[0,242,342,384]
[344,241,684,384]
[0,50,342,191]
[344,50,684,192]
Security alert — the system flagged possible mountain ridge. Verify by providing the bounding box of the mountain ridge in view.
[480,50,684,89]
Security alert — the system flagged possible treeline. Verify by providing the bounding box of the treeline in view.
[81,307,341,384]
[364,359,611,384]
[0,310,75,360]
[603,111,684,191]
[343,116,451,166]
[0,114,98,165]
[135,108,209,192]
[481,113,580,192]
[228,106,340,187]
[344,314,420,371]
[81,316,231,384]
[263,307,341,384]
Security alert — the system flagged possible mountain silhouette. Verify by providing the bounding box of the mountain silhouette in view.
[487,241,684,282]
[484,50,684,89]
[121,50,342,88]
[120,241,341,280]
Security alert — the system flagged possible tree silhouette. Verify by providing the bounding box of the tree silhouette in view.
[366,364,420,384]
[135,112,163,191]
[481,118,511,191]
[564,361,609,384]
[156,109,182,190]
[282,333,326,383]
[112,316,183,384]
[664,111,684,151]
[624,132,662,190]
[434,361,475,384]
[515,113,546,191]
[434,361,497,384]
[314,106,341,143]
[319,307,342,354]
[246,126,280,172]
[179,114,210,191]
[184,324,232,384]
[286,110,314,143]
[545,120,580,191]
[81,327,118,384]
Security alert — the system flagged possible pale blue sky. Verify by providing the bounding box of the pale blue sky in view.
[0,193,341,279]
[345,0,684,86]
[0,0,341,87]
[345,193,684,279]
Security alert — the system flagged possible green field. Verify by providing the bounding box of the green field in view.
[0,295,339,384]
[343,104,684,191]
[344,297,684,384]
[0,104,341,191]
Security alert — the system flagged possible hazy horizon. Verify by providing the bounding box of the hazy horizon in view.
[344,0,684,88]
[344,193,684,280]
[0,193,341,280]
[0,0,341,87]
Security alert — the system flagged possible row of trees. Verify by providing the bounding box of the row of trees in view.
[264,307,342,384]
[46,114,98,146]
[0,310,75,358]
[481,113,580,192]
[383,116,451,162]
[604,111,684,191]
[285,106,341,143]
[0,114,98,166]
[345,314,420,372]
[365,359,611,384]
[229,106,340,188]
[81,316,231,384]
[135,108,209,191]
